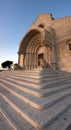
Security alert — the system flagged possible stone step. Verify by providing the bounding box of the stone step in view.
[0,69,56,74]
[11,70,70,75]
[1,69,71,76]
[0,77,41,89]
[0,69,53,76]
[44,106,71,130]
[0,110,14,130]
[0,82,71,110]
[7,73,71,83]
[0,72,71,84]
[0,77,71,98]
[1,70,71,78]
[0,70,71,130]
[1,75,71,89]
[0,74,71,91]
[0,75,39,83]
[0,96,36,130]
[0,88,71,129]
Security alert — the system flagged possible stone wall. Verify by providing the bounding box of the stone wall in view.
[56,41,71,72]
[18,13,71,72]
[54,16,71,72]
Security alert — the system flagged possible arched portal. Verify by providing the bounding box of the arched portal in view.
[18,29,51,69]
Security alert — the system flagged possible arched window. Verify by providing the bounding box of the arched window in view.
[38,24,44,28]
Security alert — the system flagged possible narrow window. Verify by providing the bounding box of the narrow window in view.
[68,44,71,51]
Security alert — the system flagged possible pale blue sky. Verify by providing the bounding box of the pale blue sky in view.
[0,0,71,68]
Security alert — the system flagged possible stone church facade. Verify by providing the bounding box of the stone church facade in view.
[18,14,71,72]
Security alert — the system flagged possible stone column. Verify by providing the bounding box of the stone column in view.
[51,46,56,70]
[35,53,37,68]
[24,54,27,68]
[44,46,46,61]
[19,54,24,68]
[34,53,37,68]
[36,53,38,68]
[18,53,20,65]
[45,47,48,63]
[26,53,29,69]
[29,53,31,69]
[47,46,51,64]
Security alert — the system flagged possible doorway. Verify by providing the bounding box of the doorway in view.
[38,53,44,66]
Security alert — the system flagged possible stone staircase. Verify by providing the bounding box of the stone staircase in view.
[0,69,71,130]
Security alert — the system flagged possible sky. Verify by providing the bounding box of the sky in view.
[0,0,71,69]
